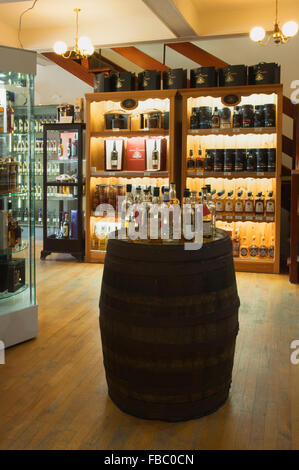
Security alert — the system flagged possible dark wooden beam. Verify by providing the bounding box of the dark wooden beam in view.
[165,42,228,68]
[111,46,169,71]
[42,52,94,86]
[283,95,295,119]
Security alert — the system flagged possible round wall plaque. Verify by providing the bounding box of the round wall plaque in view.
[121,99,138,110]
[221,94,241,106]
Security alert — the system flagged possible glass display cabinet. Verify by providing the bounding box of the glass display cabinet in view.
[0,45,37,348]
[41,123,85,261]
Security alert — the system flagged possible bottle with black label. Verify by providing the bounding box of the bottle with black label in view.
[242,105,254,128]
[220,107,231,129]
[204,149,214,171]
[256,148,267,173]
[267,148,276,172]
[195,147,204,172]
[190,107,200,129]
[199,106,212,129]
[235,148,246,172]
[187,149,195,170]
[233,106,243,128]
[264,104,276,127]
[214,149,224,172]
[224,149,235,172]
[246,149,257,172]
[211,107,220,128]
[254,105,265,128]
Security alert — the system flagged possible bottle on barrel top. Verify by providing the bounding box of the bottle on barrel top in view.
[121,183,134,226]
[206,185,216,235]
[201,187,212,239]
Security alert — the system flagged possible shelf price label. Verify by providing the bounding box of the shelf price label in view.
[235,216,243,220]
[144,172,152,177]
[233,128,241,133]
[255,215,264,221]
[226,215,233,220]
[266,216,274,221]
[224,172,232,176]
[257,172,265,176]
[245,215,253,220]
[108,172,116,176]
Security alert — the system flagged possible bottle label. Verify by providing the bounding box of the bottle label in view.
[245,201,254,213]
[203,220,212,236]
[235,201,243,212]
[268,246,274,258]
[259,246,268,258]
[255,201,264,213]
[249,246,258,257]
[266,201,275,213]
[216,201,224,212]
[240,247,248,257]
[225,201,233,212]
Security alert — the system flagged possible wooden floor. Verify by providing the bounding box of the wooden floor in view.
[0,250,299,450]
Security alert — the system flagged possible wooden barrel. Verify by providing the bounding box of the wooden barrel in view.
[99,229,239,422]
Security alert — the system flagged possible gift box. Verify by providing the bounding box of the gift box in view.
[145,138,167,171]
[219,65,247,87]
[126,138,146,171]
[190,67,218,88]
[163,68,187,89]
[138,70,161,90]
[94,73,113,92]
[111,72,136,91]
[248,62,281,85]
[0,258,25,293]
[105,139,124,171]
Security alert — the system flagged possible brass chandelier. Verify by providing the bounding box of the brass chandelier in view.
[250,0,298,45]
[53,8,94,59]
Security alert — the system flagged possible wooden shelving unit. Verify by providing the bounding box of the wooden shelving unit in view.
[180,84,283,274]
[85,89,180,263]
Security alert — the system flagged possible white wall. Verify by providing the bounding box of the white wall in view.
[34,63,92,106]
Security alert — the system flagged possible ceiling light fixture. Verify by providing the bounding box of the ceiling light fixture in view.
[249,0,298,45]
[53,8,94,59]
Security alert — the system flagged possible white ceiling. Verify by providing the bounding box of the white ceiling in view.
[0,0,298,50]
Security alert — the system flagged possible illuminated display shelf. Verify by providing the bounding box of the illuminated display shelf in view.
[180,84,282,274]
[85,90,180,263]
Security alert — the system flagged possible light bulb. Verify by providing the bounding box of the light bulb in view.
[78,36,92,51]
[250,26,266,42]
[282,21,298,37]
[53,41,67,55]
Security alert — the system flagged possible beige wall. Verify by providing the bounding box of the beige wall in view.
[0,19,18,48]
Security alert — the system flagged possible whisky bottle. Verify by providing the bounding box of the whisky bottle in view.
[111,141,118,169]
[234,189,244,215]
[98,226,106,251]
[211,107,220,128]
[249,235,258,258]
[67,138,72,159]
[187,149,195,170]
[37,208,42,225]
[265,191,275,215]
[58,138,63,158]
[244,191,254,216]
[240,236,249,258]
[121,183,134,224]
[169,182,179,205]
[258,236,268,259]
[195,147,204,172]
[151,140,159,170]
[232,229,240,258]
[91,225,98,250]
[255,192,265,215]
[63,212,70,239]
[206,185,216,234]
[202,187,212,239]
[215,190,225,216]
[233,106,242,128]
[268,237,275,259]
[246,149,257,172]
[204,149,214,172]
[224,190,234,216]
[183,188,190,204]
